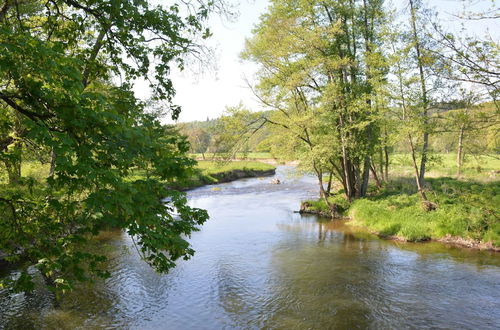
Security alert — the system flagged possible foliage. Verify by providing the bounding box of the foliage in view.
[0,0,217,292]
[243,0,388,201]
[177,106,274,158]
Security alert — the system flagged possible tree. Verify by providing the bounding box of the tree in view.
[208,103,265,159]
[0,0,217,292]
[180,125,211,159]
[243,0,387,207]
[383,0,447,207]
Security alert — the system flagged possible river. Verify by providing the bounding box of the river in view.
[1,166,499,329]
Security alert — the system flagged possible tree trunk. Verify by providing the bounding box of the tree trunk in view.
[359,0,373,198]
[384,143,389,181]
[313,161,338,218]
[326,171,333,196]
[49,148,56,177]
[456,124,465,177]
[360,157,370,197]
[341,147,353,201]
[419,132,429,186]
[4,142,21,184]
[409,0,430,187]
[354,164,362,199]
[370,162,382,189]
[4,159,21,184]
[408,133,428,201]
[378,147,385,182]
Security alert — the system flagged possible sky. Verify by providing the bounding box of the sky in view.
[134,0,499,123]
[169,0,270,123]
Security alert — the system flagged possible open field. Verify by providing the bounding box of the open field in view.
[390,153,500,181]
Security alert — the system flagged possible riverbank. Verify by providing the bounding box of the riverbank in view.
[127,160,276,190]
[176,160,276,189]
[300,177,500,251]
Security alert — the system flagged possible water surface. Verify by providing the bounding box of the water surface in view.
[1,166,499,329]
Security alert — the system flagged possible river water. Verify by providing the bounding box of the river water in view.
[1,166,500,329]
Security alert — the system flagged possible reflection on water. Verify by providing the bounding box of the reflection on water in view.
[1,166,499,329]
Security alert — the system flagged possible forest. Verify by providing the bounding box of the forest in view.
[0,0,499,308]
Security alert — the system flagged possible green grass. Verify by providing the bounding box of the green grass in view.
[303,176,500,247]
[390,153,500,181]
[349,178,500,246]
[176,160,275,189]
[196,160,275,174]
[303,194,351,216]
[1,160,275,190]
[190,152,273,160]
[124,160,275,189]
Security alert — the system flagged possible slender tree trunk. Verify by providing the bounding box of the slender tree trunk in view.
[360,157,370,197]
[359,0,373,198]
[409,0,430,187]
[4,158,21,184]
[370,162,382,188]
[335,159,349,198]
[4,141,21,184]
[408,133,428,201]
[419,132,429,186]
[313,161,338,218]
[341,146,353,201]
[456,124,465,177]
[354,164,362,199]
[326,171,333,196]
[378,147,385,182]
[317,170,325,198]
[384,143,389,181]
[49,148,56,177]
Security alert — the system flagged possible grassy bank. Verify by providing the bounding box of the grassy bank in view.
[190,152,273,160]
[175,160,276,189]
[302,177,500,249]
[1,160,276,190]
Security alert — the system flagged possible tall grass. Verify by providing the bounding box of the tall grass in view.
[349,178,500,246]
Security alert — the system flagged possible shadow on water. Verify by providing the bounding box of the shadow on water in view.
[1,166,499,329]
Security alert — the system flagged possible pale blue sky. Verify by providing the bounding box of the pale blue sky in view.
[135,0,498,123]
[167,0,270,123]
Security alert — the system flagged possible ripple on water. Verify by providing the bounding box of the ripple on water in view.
[1,166,500,329]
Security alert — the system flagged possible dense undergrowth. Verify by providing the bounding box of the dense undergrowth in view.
[304,177,500,247]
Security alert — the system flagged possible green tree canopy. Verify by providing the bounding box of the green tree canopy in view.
[0,0,216,292]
